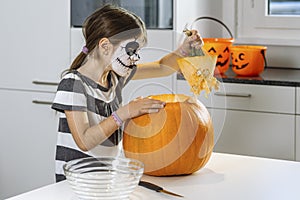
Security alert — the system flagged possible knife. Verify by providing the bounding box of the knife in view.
[139,180,184,198]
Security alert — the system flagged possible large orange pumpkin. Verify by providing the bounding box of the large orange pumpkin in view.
[123,94,214,176]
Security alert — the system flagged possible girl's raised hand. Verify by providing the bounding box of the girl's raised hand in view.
[178,29,204,56]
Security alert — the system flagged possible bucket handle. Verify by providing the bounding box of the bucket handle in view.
[261,49,268,70]
[191,16,233,38]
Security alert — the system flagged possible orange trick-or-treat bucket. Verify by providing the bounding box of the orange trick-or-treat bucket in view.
[191,17,234,75]
[203,38,234,74]
[231,45,267,76]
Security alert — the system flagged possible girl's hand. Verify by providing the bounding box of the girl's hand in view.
[178,29,204,56]
[116,97,166,121]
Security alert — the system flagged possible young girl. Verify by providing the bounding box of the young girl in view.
[52,4,203,182]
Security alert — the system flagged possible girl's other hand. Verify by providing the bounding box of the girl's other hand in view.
[117,97,166,121]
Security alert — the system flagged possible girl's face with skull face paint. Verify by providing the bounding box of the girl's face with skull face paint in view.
[111,38,142,77]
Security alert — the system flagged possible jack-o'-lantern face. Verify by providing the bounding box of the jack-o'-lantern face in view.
[230,45,267,76]
[231,52,249,70]
[202,38,233,74]
[208,46,230,68]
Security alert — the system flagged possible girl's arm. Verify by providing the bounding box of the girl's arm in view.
[132,30,203,80]
[65,97,165,151]
[132,48,182,80]
[65,110,119,151]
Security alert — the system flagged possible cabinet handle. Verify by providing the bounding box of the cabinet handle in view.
[32,80,59,86]
[32,100,53,105]
[214,92,252,98]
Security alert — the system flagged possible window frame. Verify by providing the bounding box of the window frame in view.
[225,0,300,46]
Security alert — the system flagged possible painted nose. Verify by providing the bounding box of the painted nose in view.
[129,53,140,63]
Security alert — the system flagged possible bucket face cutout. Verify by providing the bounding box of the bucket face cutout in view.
[231,45,267,76]
[203,38,234,74]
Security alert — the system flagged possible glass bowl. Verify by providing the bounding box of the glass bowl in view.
[63,157,144,200]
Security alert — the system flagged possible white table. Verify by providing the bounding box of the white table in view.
[8,153,300,200]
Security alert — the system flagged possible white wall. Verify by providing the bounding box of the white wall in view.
[174,0,223,48]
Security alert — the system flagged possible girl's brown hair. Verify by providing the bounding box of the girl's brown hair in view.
[68,4,146,72]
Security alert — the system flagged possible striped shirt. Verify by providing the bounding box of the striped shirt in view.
[51,69,136,182]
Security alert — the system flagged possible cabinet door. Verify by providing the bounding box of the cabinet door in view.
[0,0,70,92]
[0,90,58,199]
[297,88,300,161]
[212,83,294,114]
[296,116,300,161]
[297,88,300,115]
[177,81,295,114]
[214,110,295,160]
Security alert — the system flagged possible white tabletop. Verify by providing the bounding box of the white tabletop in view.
[8,153,300,200]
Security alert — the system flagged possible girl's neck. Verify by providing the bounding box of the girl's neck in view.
[78,59,111,88]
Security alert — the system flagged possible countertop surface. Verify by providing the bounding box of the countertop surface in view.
[177,67,300,87]
[8,153,300,200]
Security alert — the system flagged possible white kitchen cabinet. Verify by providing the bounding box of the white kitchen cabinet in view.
[214,110,295,160]
[0,90,58,199]
[177,80,296,160]
[297,88,300,115]
[0,0,70,92]
[176,81,295,113]
[0,1,69,199]
[296,116,300,161]
[296,88,300,161]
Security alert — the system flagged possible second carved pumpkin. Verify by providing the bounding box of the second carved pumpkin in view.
[231,45,267,76]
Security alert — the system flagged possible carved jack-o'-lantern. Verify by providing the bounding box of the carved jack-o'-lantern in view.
[203,38,234,74]
[231,45,267,76]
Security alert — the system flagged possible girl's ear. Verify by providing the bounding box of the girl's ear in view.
[98,38,112,55]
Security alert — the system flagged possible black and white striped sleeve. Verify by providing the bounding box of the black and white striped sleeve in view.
[51,73,87,113]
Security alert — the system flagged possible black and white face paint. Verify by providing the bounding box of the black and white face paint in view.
[111,39,141,77]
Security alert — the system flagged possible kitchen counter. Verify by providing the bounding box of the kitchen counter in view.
[8,153,300,200]
[177,67,300,87]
